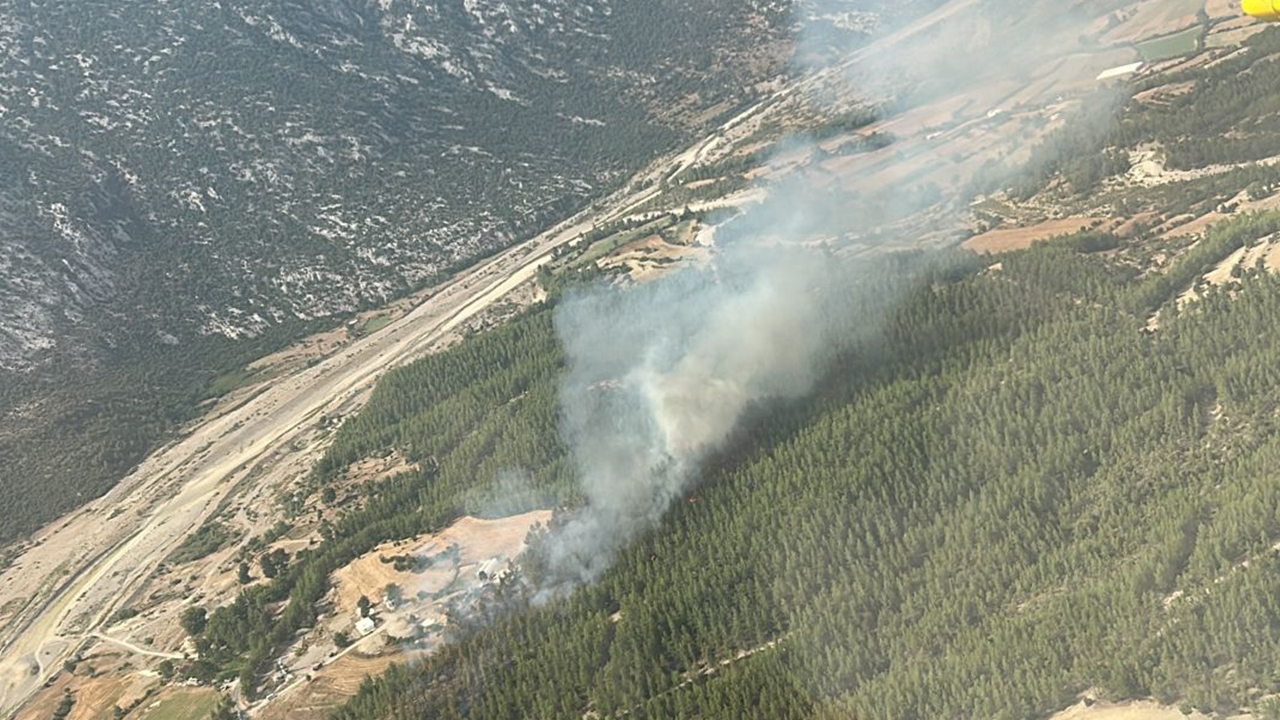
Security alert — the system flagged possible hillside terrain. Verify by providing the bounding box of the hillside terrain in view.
[311,18,1280,718]
[10,1,1280,720]
[0,0,937,545]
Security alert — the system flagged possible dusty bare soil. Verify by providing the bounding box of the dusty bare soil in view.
[13,649,157,720]
[0,2,1226,719]
[1133,80,1196,104]
[964,217,1103,254]
[331,511,551,615]
[232,511,552,720]
[0,151,649,714]
[1177,234,1280,308]
[1049,698,1245,720]
[255,653,400,720]
[1161,211,1228,239]
[599,234,712,283]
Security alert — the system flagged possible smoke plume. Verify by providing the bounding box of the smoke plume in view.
[542,240,849,585]
[533,0,1127,592]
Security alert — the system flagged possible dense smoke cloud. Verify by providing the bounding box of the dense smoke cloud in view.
[542,241,848,585]
[533,173,928,593]
[532,0,1122,592]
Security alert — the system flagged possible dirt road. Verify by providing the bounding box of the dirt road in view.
[0,0,1141,715]
[0,187,630,717]
[88,634,183,662]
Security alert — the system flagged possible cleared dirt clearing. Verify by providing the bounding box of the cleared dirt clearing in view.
[331,511,550,615]
[1049,698,1234,720]
[256,654,402,720]
[964,217,1102,254]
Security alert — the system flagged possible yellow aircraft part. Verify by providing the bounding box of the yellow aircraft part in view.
[1244,0,1280,21]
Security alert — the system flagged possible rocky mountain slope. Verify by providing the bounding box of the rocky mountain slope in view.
[1,0,745,368]
[0,0,918,543]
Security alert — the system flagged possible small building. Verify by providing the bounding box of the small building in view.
[419,612,448,634]
[476,558,500,581]
[1096,62,1143,82]
[355,617,377,636]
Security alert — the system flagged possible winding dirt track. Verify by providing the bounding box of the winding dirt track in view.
[89,634,183,662]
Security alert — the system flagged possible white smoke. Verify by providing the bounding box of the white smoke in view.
[531,0,1130,594]
[540,244,844,585]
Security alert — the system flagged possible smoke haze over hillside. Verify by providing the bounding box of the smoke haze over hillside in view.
[543,243,850,586]
[531,0,1123,594]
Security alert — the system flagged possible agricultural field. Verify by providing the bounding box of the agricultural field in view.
[1137,26,1206,61]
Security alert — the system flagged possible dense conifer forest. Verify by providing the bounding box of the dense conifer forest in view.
[0,0,850,547]
[172,207,1280,718]
[27,16,1280,720]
